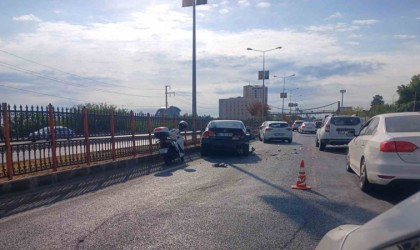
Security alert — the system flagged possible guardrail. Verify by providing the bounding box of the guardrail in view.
[1,102,209,180]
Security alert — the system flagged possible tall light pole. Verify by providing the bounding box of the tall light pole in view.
[182,0,207,118]
[247,46,282,118]
[274,74,295,120]
[340,89,346,110]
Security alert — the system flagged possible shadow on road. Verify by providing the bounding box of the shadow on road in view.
[322,146,348,155]
[0,151,200,219]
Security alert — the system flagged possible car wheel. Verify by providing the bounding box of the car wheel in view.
[181,156,185,162]
[262,137,267,143]
[346,153,353,172]
[315,138,319,147]
[287,138,292,144]
[319,140,326,151]
[360,158,372,192]
[259,133,262,141]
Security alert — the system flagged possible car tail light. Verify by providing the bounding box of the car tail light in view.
[202,131,216,139]
[301,125,305,128]
[378,175,396,179]
[265,128,272,131]
[380,141,417,152]
[325,123,330,132]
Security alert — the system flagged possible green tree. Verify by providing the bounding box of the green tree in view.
[370,95,384,110]
[396,74,420,111]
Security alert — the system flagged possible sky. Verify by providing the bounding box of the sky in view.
[0,0,419,117]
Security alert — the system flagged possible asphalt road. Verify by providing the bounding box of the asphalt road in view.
[0,132,417,249]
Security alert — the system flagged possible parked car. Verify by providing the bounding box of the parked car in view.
[291,120,304,131]
[298,122,316,134]
[29,126,75,142]
[200,120,251,156]
[316,191,420,250]
[316,115,363,151]
[346,112,420,191]
[259,121,292,143]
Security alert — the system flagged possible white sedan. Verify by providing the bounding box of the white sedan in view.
[346,112,420,191]
[298,122,317,134]
[259,121,293,143]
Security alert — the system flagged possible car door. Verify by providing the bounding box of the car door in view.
[350,118,379,174]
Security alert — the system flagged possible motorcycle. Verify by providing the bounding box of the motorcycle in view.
[153,121,188,165]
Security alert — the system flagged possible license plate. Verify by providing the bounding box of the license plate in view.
[218,133,232,136]
[274,133,284,136]
[159,148,168,154]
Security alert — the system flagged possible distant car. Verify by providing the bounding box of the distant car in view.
[291,120,304,131]
[299,122,316,134]
[315,121,322,129]
[316,191,420,250]
[316,115,363,151]
[200,120,251,156]
[259,121,292,143]
[29,126,75,142]
[346,112,420,191]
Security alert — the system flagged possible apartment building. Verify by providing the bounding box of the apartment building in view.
[219,85,267,120]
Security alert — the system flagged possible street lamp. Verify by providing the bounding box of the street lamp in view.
[274,74,295,120]
[340,89,346,110]
[182,0,207,142]
[247,46,282,118]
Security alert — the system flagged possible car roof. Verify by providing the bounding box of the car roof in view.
[265,121,288,124]
[375,112,420,118]
[211,120,243,123]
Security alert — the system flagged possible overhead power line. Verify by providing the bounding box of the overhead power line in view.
[0,49,161,91]
[0,61,160,98]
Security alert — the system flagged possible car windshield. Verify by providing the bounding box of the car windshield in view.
[269,123,288,128]
[330,117,361,126]
[209,121,244,129]
[385,116,420,132]
[295,122,303,125]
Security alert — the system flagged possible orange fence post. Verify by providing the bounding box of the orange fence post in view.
[48,104,58,172]
[130,111,136,157]
[83,107,91,165]
[110,111,116,161]
[2,103,13,180]
[147,113,153,154]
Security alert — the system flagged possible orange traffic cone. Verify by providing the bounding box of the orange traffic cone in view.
[291,160,311,190]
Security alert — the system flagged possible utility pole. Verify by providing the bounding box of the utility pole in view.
[165,85,175,109]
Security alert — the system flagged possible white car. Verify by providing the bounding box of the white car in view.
[316,115,363,151]
[346,112,420,191]
[299,122,316,134]
[259,121,293,143]
[316,191,420,250]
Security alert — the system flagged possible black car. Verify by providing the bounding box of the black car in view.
[29,126,75,142]
[200,120,251,156]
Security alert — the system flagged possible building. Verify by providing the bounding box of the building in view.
[219,85,267,120]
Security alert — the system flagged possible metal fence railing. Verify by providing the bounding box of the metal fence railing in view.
[1,103,215,180]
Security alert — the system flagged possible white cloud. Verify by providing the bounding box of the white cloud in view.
[256,2,271,8]
[326,12,343,20]
[394,34,416,39]
[238,0,250,6]
[352,19,378,25]
[306,23,358,33]
[12,14,42,22]
[219,9,230,14]
[416,17,420,20]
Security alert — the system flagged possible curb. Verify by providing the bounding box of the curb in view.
[0,146,200,195]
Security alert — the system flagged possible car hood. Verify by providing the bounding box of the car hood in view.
[316,191,420,250]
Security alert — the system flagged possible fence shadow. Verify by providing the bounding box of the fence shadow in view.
[0,151,199,219]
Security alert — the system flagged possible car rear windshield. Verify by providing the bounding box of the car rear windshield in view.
[208,121,244,129]
[385,116,420,132]
[269,123,288,128]
[330,117,361,126]
[294,121,303,125]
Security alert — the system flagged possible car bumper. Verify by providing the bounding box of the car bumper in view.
[201,139,248,151]
[366,156,420,185]
[322,139,352,145]
[265,132,292,140]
